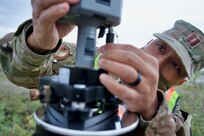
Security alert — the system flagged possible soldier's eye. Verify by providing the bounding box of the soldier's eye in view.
[157,43,166,54]
[171,61,181,73]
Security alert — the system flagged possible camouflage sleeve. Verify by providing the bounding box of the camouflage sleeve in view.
[138,90,189,136]
[0,20,76,89]
[173,105,192,136]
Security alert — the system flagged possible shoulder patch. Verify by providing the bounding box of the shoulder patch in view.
[53,44,70,60]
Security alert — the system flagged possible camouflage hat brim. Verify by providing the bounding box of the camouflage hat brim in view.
[153,33,192,78]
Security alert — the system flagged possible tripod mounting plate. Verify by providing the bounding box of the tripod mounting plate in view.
[34,105,139,136]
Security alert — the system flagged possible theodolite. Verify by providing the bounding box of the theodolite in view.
[33,0,139,135]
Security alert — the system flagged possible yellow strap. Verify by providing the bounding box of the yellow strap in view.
[165,88,180,112]
[94,54,101,69]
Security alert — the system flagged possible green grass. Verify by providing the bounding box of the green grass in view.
[0,70,40,136]
[0,69,204,135]
[177,70,204,136]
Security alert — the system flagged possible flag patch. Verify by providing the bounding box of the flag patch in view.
[186,33,201,47]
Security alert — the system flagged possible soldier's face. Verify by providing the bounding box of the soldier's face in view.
[144,38,187,85]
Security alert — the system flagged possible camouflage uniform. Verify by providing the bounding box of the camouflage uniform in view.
[0,20,200,136]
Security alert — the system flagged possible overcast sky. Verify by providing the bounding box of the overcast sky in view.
[0,0,203,48]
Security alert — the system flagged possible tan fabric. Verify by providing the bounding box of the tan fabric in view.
[174,106,192,136]
[0,21,76,88]
[130,90,190,136]
[0,20,192,136]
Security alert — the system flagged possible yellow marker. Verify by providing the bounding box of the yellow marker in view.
[94,54,101,69]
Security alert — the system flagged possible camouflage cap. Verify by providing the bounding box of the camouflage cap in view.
[153,20,204,78]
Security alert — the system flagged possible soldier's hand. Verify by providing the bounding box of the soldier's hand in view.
[99,44,159,120]
[27,0,79,53]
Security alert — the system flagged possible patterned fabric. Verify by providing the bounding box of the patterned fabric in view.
[0,21,76,88]
[138,90,189,136]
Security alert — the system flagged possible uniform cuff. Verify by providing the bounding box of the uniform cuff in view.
[139,90,165,128]
[24,24,62,55]
[14,20,61,67]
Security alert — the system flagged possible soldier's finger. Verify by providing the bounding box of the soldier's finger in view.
[100,45,159,78]
[100,44,152,63]
[99,73,138,105]
[99,58,142,85]
[99,68,158,114]
[37,2,69,30]
[100,50,153,78]
[31,0,79,19]
[99,73,147,113]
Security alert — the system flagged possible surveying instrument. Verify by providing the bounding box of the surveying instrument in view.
[34,1,139,135]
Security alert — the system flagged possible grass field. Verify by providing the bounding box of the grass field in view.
[0,69,203,136]
[0,69,40,136]
[177,71,204,136]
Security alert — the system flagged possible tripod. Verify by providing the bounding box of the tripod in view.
[33,0,139,135]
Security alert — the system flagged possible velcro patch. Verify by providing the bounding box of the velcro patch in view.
[53,44,70,60]
[186,32,201,47]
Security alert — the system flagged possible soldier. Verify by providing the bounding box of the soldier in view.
[0,0,204,135]
[99,20,204,136]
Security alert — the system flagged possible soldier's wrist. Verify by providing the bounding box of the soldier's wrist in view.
[26,25,61,55]
[26,27,49,54]
[141,95,159,120]
[139,90,165,129]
